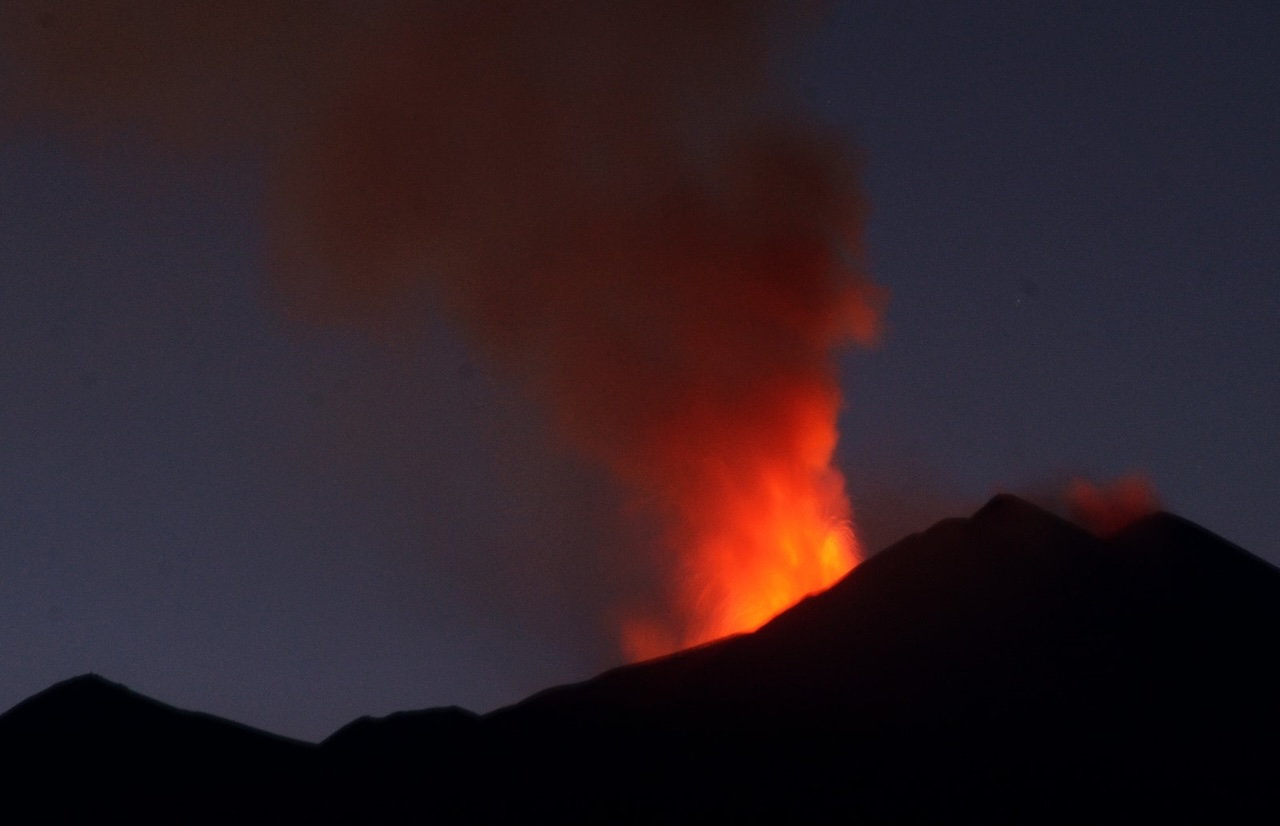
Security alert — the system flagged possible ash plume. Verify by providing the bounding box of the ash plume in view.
[1,1,884,655]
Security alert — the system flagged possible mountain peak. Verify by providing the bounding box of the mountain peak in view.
[971,491,1044,520]
[0,672,146,730]
[3,500,1279,820]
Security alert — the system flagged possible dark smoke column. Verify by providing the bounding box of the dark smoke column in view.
[270,0,885,657]
[0,0,884,658]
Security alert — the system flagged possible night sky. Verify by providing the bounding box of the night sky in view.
[2,2,1277,742]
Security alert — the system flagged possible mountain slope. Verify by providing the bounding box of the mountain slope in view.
[325,495,1280,819]
[4,496,1279,821]
[0,673,316,820]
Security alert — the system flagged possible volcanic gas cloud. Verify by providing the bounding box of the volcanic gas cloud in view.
[1,1,884,658]
[1067,474,1160,538]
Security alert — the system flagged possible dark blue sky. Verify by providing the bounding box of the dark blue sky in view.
[2,2,1277,741]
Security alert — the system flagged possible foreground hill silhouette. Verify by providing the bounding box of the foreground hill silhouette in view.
[4,495,1279,821]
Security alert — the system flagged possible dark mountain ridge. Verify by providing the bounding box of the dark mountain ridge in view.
[4,495,1279,821]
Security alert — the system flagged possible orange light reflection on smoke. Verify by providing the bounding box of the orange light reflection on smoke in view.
[622,407,859,661]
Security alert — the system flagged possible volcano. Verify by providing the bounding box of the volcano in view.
[4,495,1279,821]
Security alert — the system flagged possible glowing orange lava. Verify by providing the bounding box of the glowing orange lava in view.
[622,393,860,662]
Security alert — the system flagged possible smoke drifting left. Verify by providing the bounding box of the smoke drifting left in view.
[1,2,884,657]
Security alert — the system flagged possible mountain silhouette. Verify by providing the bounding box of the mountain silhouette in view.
[0,672,315,820]
[4,495,1279,821]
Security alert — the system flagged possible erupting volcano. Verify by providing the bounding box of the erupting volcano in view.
[8,497,1280,821]
[2,3,1274,819]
